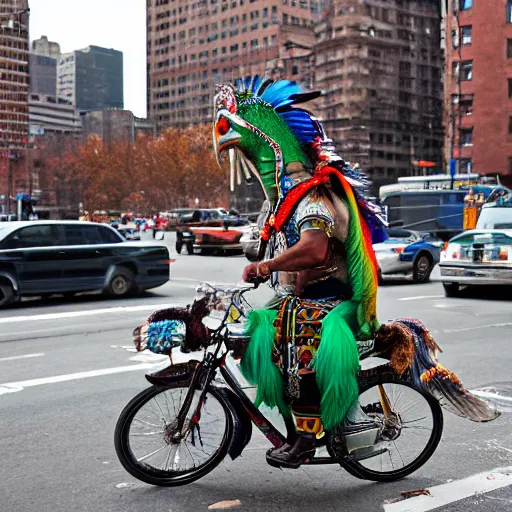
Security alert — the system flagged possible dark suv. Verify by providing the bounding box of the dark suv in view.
[0,221,171,307]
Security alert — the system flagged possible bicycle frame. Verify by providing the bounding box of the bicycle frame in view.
[144,282,393,467]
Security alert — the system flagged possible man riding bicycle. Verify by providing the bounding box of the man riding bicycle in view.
[213,78,387,468]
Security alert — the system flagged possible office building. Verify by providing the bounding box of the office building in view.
[29,53,57,95]
[147,0,324,131]
[32,34,60,60]
[28,93,82,135]
[81,109,155,144]
[58,45,124,112]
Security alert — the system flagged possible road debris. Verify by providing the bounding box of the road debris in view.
[208,499,242,510]
[383,489,431,505]
[115,482,135,489]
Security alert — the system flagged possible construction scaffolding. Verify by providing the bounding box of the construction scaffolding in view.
[314,0,444,192]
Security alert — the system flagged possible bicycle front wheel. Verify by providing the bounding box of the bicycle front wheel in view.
[114,384,233,486]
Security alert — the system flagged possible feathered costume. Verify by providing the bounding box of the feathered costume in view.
[212,77,498,431]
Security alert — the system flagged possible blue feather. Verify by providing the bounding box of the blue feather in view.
[261,81,303,109]
[279,109,322,147]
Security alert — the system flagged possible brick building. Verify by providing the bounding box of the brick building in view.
[314,0,444,189]
[444,0,512,183]
[147,0,324,131]
[0,0,30,213]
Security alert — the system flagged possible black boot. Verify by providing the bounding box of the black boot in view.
[266,433,316,469]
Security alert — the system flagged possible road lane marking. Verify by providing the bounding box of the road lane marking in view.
[0,279,242,325]
[397,295,444,301]
[471,390,512,403]
[383,466,512,512]
[0,353,44,362]
[443,322,512,333]
[0,363,154,396]
[0,303,175,325]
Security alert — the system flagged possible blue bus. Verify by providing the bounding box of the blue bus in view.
[379,174,509,240]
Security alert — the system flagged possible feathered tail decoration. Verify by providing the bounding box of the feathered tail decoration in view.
[375,320,500,422]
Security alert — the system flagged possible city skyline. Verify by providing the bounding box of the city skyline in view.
[29,0,147,117]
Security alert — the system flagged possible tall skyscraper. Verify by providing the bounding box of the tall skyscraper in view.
[0,0,30,207]
[146,0,324,131]
[444,0,512,182]
[314,0,444,188]
[57,45,124,112]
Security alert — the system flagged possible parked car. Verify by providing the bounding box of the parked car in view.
[439,229,512,297]
[374,228,442,283]
[241,224,260,262]
[0,221,171,307]
[177,224,253,255]
[241,200,270,262]
[476,204,512,230]
[178,208,250,228]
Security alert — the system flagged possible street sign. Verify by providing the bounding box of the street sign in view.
[450,158,457,176]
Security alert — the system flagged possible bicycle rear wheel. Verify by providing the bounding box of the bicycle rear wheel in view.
[332,371,443,482]
[115,384,233,486]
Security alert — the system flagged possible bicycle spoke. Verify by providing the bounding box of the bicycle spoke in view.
[356,382,435,474]
[128,387,227,474]
[131,430,164,436]
[137,444,169,462]
[132,418,162,428]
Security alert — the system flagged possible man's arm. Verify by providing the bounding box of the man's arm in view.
[242,230,329,282]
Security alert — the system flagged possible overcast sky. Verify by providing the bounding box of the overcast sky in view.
[29,0,147,118]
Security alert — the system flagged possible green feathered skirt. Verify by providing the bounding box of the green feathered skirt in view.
[240,295,362,431]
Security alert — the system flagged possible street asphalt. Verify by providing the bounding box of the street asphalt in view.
[0,233,511,512]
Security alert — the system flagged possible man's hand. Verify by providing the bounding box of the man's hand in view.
[242,262,259,283]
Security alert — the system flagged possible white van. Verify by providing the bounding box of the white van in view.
[476,206,512,229]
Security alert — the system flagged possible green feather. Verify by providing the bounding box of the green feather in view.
[241,309,291,418]
[315,302,361,430]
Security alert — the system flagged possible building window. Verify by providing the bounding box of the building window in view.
[460,158,472,173]
[509,78,512,97]
[461,128,473,145]
[509,116,512,135]
[460,94,474,115]
[454,61,473,81]
[508,156,512,174]
[461,26,472,45]
[508,1,512,23]
[459,0,473,10]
